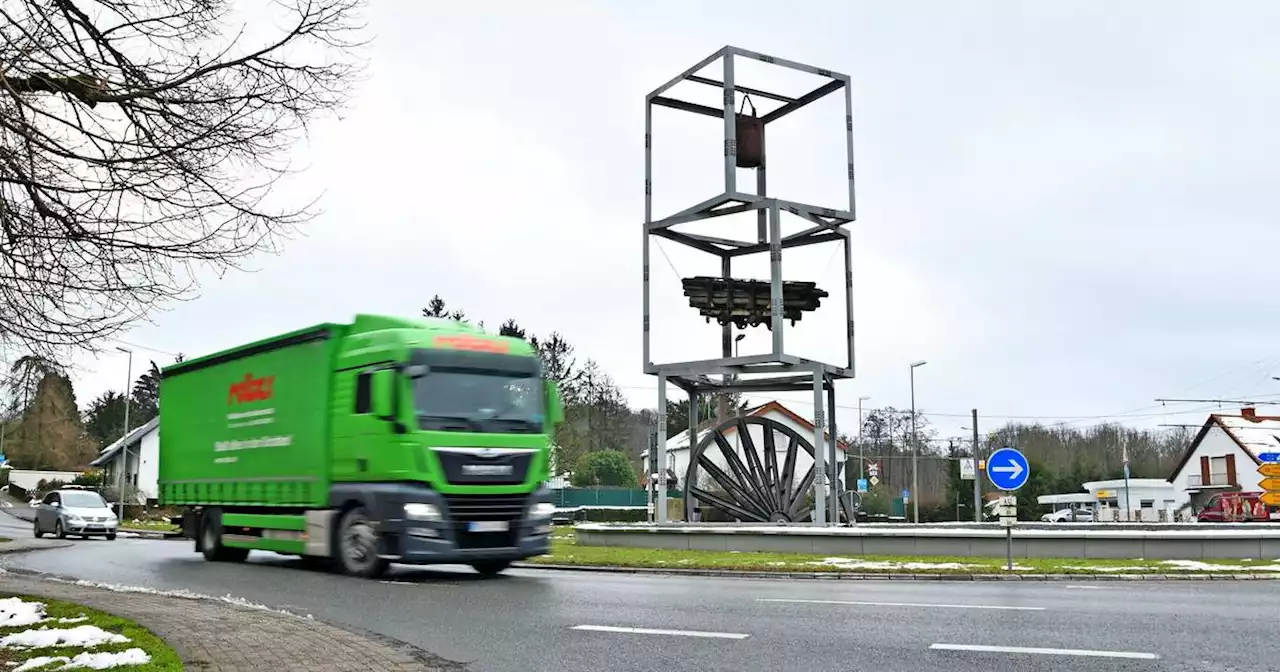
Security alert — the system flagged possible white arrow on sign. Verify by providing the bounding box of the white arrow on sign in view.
[992,461,1024,479]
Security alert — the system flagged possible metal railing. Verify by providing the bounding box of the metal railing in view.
[1186,474,1233,488]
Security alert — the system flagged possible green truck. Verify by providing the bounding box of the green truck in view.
[157,314,563,578]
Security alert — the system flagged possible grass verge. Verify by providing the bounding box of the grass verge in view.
[524,527,1280,575]
[0,594,182,671]
[119,520,178,534]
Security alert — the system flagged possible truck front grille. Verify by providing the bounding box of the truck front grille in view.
[442,493,527,522]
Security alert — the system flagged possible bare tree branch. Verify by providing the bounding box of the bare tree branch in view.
[0,0,368,357]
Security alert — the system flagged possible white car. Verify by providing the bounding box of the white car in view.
[1041,508,1093,523]
[33,489,119,540]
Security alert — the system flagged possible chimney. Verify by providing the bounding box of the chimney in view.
[1242,406,1258,421]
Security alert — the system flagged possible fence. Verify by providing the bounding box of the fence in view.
[550,487,680,508]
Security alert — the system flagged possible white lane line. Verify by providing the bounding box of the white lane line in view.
[571,625,750,640]
[1065,585,1105,590]
[930,644,1158,660]
[757,598,1044,612]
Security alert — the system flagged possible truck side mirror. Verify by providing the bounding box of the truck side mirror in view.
[370,369,396,419]
[545,381,564,427]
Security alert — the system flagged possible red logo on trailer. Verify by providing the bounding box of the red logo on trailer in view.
[227,373,275,406]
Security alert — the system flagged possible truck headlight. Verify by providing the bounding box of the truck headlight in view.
[404,503,441,521]
[530,502,556,519]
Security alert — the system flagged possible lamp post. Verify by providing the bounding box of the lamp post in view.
[909,360,927,524]
[857,395,870,482]
[115,346,133,520]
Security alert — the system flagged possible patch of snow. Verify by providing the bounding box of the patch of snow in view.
[14,648,150,671]
[55,579,314,620]
[56,617,87,625]
[1161,559,1280,572]
[807,557,982,571]
[1062,566,1151,572]
[0,598,46,628]
[0,625,128,649]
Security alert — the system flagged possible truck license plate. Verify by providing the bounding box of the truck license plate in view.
[467,521,509,533]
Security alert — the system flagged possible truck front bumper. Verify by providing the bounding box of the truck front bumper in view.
[379,486,554,565]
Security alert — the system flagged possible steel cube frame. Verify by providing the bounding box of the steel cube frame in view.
[643,47,859,528]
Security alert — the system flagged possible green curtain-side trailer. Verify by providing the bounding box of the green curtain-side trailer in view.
[158,324,340,509]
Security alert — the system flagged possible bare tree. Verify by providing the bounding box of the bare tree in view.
[0,0,367,356]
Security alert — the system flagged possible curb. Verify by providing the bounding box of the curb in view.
[514,562,1280,582]
[0,539,74,555]
[118,528,182,540]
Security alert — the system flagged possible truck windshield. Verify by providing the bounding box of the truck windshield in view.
[413,368,544,434]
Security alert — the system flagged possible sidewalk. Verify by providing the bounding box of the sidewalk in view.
[0,572,467,671]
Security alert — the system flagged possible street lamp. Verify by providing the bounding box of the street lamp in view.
[115,346,133,520]
[909,360,927,524]
[857,395,870,481]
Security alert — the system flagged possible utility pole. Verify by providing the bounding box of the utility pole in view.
[115,346,133,520]
[857,395,869,483]
[1121,434,1132,522]
[909,360,926,524]
[971,409,981,523]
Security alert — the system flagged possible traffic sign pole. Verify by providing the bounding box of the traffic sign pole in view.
[986,448,1030,571]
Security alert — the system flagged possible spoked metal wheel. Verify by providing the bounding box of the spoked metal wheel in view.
[683,416,850,523]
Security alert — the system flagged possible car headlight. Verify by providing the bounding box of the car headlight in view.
[67,514,84,522]
[530,502,556,519]
[404,503,441,521]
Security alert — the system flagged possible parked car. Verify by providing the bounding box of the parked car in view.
[33,489,119,540]
[1040,507,1094,523]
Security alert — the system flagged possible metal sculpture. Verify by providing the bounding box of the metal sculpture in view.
[684,416,854,523]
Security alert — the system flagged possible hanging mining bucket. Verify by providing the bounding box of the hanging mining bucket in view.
[735,95,764,169]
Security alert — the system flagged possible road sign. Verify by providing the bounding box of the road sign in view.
[1259,452,1280,463]
[1260,491,1280,507]
[959,458,975,480]
[856,478,868,493]
[986,447,1030,491]
[1259,463,1280,478]
[1260,477,1280,492]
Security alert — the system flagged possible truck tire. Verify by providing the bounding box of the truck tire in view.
[335,506,388,578]
[200,510,250,563]
[470,560,511,577]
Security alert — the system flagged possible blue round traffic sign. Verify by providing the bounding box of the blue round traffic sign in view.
[986,447,1030,491]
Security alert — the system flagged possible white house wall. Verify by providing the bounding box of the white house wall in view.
[137,429,160,501]
[5,470,83,491]
[1171,425,1262,505]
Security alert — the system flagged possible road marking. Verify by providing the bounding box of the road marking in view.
[571,625,749,640]
[930,644,1158,660]
[1064,585,1105,590]
[757,598,1044,611]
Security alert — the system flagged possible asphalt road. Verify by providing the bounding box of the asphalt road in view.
[1,511,1275,672]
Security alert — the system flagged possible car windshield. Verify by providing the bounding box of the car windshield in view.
[413,368,543,434]
[60,492,107,508]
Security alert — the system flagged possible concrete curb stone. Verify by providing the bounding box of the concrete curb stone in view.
[514,562,1280,582]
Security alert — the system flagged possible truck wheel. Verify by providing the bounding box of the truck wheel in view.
[200,511,249,563]
[471,560,511,577]
[336,506,388,578]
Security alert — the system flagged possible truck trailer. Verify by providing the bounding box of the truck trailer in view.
[157,314,563,578]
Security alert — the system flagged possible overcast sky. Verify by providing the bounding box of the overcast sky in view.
[60,0,1280,442]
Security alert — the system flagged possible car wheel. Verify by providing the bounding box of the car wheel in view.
[54,520,66,539]
[470,560,511,577]
[335,506,388,578]
[33,520,43,539]
[105,534,116,541]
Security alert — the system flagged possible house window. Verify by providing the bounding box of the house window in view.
[1140,500,1154,509]
[1210,457,1229,485]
